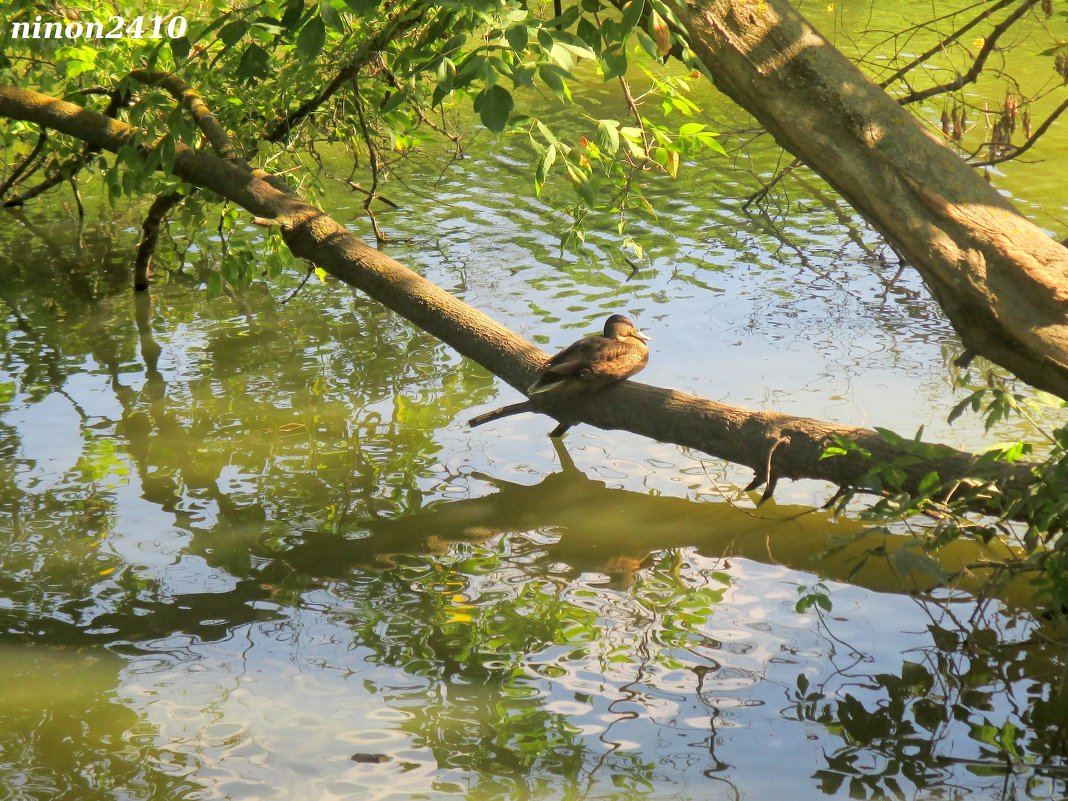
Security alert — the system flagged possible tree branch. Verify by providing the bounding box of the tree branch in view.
[895,0,1040,106]
[265,3,423,143]
[0,128,47,199]
[0,82,1047,525]
[878,0,1018,90]
[968,97,1068,166]
[129,68,240,161]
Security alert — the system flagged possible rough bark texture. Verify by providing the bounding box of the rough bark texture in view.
[671,0,1068,400]
[0,84,1040,512]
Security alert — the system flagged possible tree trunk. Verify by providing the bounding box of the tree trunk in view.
[0,85,1040,517]
[670,0,1068,400]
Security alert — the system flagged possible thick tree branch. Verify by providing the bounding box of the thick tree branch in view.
[670,0,1068,403]
[129,68,239,161]
[0,83,1044,524]
[2,84,127,207]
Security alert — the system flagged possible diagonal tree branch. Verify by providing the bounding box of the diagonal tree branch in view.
[0,82,1046,522]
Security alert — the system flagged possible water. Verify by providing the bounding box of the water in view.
[2,3,1068,799]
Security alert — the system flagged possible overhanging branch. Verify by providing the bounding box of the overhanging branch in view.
[0,83,1044,521]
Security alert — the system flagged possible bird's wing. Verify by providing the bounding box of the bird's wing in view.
[543,338,635,375]
[542,335,599,372]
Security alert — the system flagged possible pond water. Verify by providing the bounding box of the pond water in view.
[2,3,1068,800]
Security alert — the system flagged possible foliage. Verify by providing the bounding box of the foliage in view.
[1,0,727,278]
[821,369,1068,612]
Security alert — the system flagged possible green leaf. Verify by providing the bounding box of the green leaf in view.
[535,142,557,192]
[170,36,191,63]
[596,119,620,153]
[553,37,596,61]
[620,0,646,36]
[577,17,600,50]
[600,44,628,79]
[505,24,528,53]
[435,57,456,94]
[321,2,345,31]
[206,272,223,299]
[296,16,326,58]
[236,44,271,83]
[917,471,941,496]
[281,1,305,31]
[379,89,407,114]
[874,427,904,445]
[218,20,250,47]
[565,160,596,205]
[159,134,177,174]
[536,120,558,146]
[66,60,96,78]
[473,85,514,133]
[635,29,659,60]
[538,64,573,100]
[343,0,377,11]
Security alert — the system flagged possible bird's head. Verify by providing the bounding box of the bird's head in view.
[604,314,651,343]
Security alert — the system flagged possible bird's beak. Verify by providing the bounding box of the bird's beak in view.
[635,330,652,342]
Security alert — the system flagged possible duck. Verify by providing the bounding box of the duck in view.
[468,314,651,437]
[528,313,651,395]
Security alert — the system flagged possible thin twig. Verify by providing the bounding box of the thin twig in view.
[968,97,1068,166]
[879,0,1017,88]
[896,0,1040,106]
[353,74,388,245]
[281,266,315,304]
[0,128,47,198]
[742,157,801,210]
[265,1,423,142]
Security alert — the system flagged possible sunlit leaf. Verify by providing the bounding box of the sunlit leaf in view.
[473,85,514,132]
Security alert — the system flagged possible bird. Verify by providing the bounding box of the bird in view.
[527,313,651,395]
[468,314,651,437]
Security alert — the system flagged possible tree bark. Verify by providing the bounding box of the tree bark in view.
[670,0,1068,401]
[0,84,1041,517]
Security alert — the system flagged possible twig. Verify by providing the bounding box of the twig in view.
[619,76,653,164]
[742,157,801,210]
[353,75,388,245]
[879,0,1017,89]
[2,85,128,207]
[469,401,535,428]
[68,175,84,224]
[281,265,314,304]
[896,0,1040,106]
[0,128,47,198]
[968,97,1068,166]
[265,2,423,142]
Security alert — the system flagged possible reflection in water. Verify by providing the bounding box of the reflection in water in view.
[1,69,1067,801]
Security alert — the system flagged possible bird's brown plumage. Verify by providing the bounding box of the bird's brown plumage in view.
[527,314,650,395]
